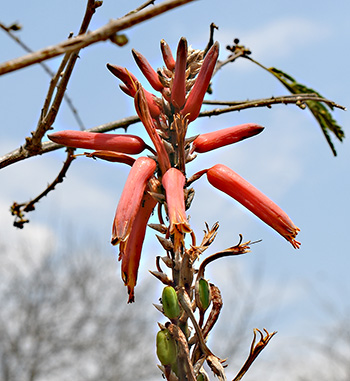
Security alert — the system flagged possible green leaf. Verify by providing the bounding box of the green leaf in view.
[267,67,345,156]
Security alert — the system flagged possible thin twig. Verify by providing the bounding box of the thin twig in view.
[124,0,156,16]
[1,93,344,169]
[0,115,139,169]
[25,0,102,156]
[11,148,75,228]
[200,94,346,116]
[0,0,197,75]
[0,23,85,130]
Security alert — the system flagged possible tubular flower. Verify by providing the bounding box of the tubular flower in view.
[120,191,157,303]
[108,37,219,125]
[162,168,191,235]
[206,164,300,248]
[181,42,219,122]
[171,37,188,110]
[134,83,171,175]
[192,123,264,154]
[111,157,156,246]
[106,63,163,118]
[132,49,164,92]
[48,130,146,154]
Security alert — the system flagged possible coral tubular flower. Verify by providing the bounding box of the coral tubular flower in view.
[48,130,146,154]
[171,37,188,110]
[120,192,157,303]
[134,84,171,174]
[111,157,156,246]
[192,124,264,154]
[206,164,300,248]
[162,168,191,235]
[181,42,219,122]
[160,39,176,71]
[132,49,164,92]
[107,63,162,118]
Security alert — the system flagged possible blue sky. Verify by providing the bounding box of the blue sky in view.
[1,1,349,379]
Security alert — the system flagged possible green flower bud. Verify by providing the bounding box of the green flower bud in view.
[156,329,177,366]
[196,278,211,312]
[162,286,181,319]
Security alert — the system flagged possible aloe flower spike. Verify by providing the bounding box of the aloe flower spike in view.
[111,156,156,246]
[132,49,164,92]
[171,37,188,110]
[206,164,300,248]
[181,42,219,123]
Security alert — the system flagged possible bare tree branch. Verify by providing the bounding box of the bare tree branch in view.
[0,0,197,76]
[11,148,75,228]
[0,94,344,170]
[0,22,85,130]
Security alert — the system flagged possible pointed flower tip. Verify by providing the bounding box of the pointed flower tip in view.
[132,48,164,92]
[206,164,301,248]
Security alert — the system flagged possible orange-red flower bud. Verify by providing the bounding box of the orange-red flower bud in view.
[132,49,164,92]
[171,37,187,110]
[160,39,176,71]
[206,164,300,248]
[106,64,139,96]
[48,130,146,154]
[134,84,171,174]
[162,168,191,235]
[192,123,264,153]
[181,42,219,123]
[107,63,162,118]
[111,157,156,246]
[120,191,157,303]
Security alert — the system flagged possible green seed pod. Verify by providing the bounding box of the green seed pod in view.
[156,329,177,366]
[196,278,211,312]
[197,372,209,381]
[162,286,181,319]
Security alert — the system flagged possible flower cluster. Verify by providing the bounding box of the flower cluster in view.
[49,38,300,302]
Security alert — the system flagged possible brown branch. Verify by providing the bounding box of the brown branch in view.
[201,94,346,114]
[26,0,102,156]
[0,23,85,130]
[1,93,344,170]
[0,115,140,169]
[11,148,75,228]
[0,0,197,75]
